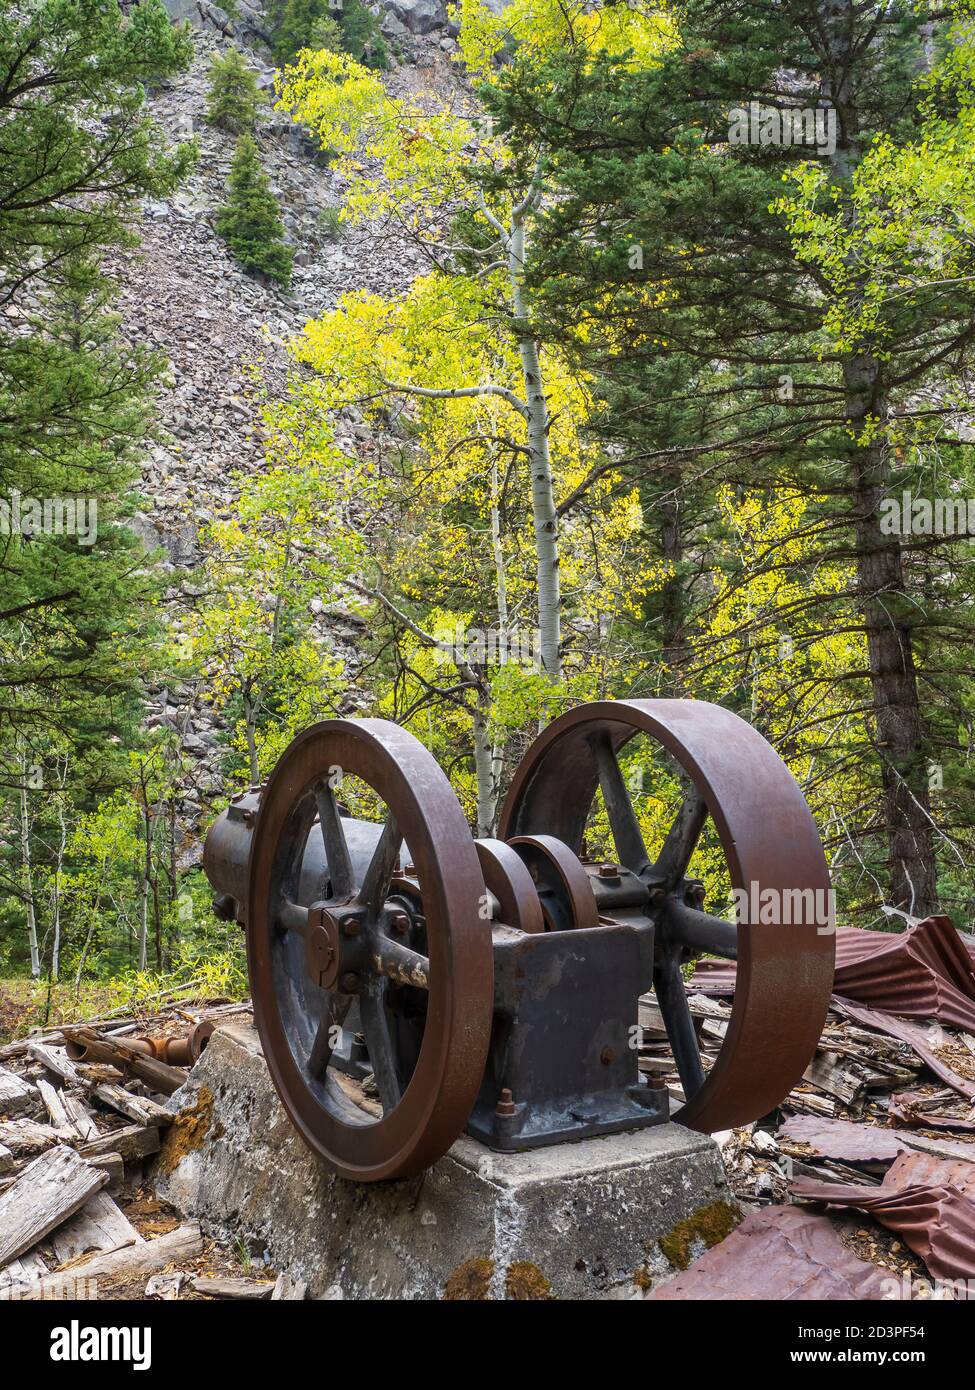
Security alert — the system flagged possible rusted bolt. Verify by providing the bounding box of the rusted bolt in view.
[339,914,360,937]
[688,883,706,907]
[495,1087,516,1117]
[404,862,416,876]
[598,862,618,879]
[647,1074,666,1090]
[389,912,410,936]
[340,972,359,992]
[600,1046,615,1065]
[648,885,667,905]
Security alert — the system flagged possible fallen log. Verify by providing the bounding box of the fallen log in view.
[0,1145,107,1266]
[63,1029,186,1096]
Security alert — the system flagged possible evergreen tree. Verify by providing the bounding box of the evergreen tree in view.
[205,46,261,134]
[493,0,975,918]
[216,134,293,287]
[0,0,193,742]
[269,0,386,69]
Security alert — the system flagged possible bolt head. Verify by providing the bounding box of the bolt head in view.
[339,914,361,937]
[495,1087,517,1117]
[389,911,410,935]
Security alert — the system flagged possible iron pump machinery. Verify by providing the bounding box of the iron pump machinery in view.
[203,700,834,1182]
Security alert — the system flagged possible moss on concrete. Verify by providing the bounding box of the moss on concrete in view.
[658,1199,741,1272]
[505,1261,553,1300]
[443,1256,495,1300]
[156,1085,216,1176]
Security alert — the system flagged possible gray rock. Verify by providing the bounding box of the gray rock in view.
[383,0,447,35]
[161,0,201,20]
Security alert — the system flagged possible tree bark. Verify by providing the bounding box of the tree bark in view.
[844,356,939,915]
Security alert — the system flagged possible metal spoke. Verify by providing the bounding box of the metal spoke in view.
[665,900,738,960]
[359,987,401,1112]
[307,992,353,1080]
[373,937,430,990]
[653,788,707,889]
[276,899,309,935]
[590,734,651,874]
[654,952,706,1101]
[358,815,402,918]
[315,782,356,900]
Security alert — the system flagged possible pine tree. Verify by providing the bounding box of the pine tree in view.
[216,135,293,287]
[205,47,260,134]
[493,0,975,919]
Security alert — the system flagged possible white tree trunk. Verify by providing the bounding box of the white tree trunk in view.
[508,218,561,678]
[18,759,40,979]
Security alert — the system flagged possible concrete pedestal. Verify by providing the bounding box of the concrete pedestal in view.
[154,1022,737,1300]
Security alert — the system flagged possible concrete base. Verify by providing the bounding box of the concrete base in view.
[153,1022,737,1300]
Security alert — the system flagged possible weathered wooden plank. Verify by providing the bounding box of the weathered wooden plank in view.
[26,1042,81,1085]
[0,1066,37,1117]
[0,1145,107,1266]
[0,1248,49,1292]
[85,1151,124,1194]
[145,1271,184,1299]
[36,1077,71,1131]
[92,1083,173,1129]
[271,1272,307,1300]
[50,1190,143,1265]
[62,1094,99,1142]
[2,1222,203,1299]
[0,1117,62,1158]
[79,1124,160,1162]
[191,1275,275,1300]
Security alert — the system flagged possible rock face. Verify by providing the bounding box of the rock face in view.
[154,1022,736,1299]
[384,0,449,34]
[109,22,464,818]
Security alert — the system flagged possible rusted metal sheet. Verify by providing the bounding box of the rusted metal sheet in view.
[888,1093,975,1132]
[778,1114,912,1164]
[792,1151,975,1283]
[693,917,975,1033]
[647,1205,902,1300]
[831,998,975,1100]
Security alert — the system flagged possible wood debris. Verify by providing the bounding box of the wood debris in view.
[0,1000,245,1298]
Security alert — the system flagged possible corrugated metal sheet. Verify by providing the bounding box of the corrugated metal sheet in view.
[831,997,975,1100]
[692,915,975,1032]
[792,1151,975,1283]
[888,1093,975,1132]
[646,1205,904,1300]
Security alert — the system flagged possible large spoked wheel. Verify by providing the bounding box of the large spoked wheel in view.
[248,719,493,1181]
[498,699,834,1133]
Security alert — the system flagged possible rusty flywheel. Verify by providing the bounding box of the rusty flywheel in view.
[244,719,493,1181]
[204,700,835,1180]
[498,699,835,1133]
